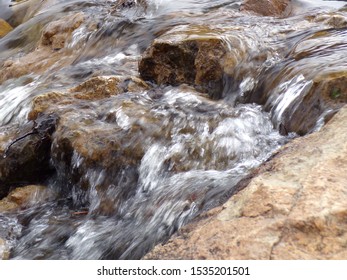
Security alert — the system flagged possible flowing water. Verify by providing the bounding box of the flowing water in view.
[0,0,346,259]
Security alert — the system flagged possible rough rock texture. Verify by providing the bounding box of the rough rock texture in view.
[240,0,292,17]
[0,12,85,84]
[139,26,246,99]
[28,75,150,119]
[0,185,53,213]
[0,18,12,38]
[144,105,347,260]
[69,76,150,100]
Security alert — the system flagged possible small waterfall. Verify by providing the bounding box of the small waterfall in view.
[0,0,346,259]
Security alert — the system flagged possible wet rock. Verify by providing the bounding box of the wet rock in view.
[0,114,58,199]
[241,29,347,135]
[28,75,150,120]
[314,13,347,28]
[240,0,292,17]
[40,12,84,50]
[0,12,85,84]
[28,92,67,120]
[144,105,347,260]
[0,18,13,38]
[281,71,347,135]
[69,76,150,100]
[139,26,246,99]
[0,238,9,260]
[0,185,53,213]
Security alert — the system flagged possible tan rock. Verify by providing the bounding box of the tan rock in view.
[0,18,13,38]
[27,75,149,120]
[240,0,292,17]
[40,12,84,50]
[69,76,150,100]
[0,185,54,213]
[0,12,84,84]
[28,92,67,120]
[144,105,347,260]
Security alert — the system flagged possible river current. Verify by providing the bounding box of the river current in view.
[0,0,346,259]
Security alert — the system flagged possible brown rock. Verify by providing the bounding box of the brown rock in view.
[69,76,150,100]
[28,92,67,120]
[0,18,13,38]
[0,12,85,84]
[242,28,347,135]
[139,26,246,99]
[27,75,149,120]
[240,0,292,17]
[0,185,54,213]
[40,12,84,50]
[144,105,347,260]
[282,71,347,135]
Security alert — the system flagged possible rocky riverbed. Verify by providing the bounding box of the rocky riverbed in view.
[0,0,346,259]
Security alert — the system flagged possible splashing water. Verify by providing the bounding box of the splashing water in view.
[0,0,346,259]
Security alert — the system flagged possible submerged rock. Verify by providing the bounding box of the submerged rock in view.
[144,105,347,260]
[0,12,85,84]
[0,18,13,38]
[0,185,53,213]
[240,0,292,17]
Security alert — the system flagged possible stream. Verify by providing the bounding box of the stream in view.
[0,0,346,259]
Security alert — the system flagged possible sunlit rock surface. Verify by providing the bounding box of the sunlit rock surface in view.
[144,106,347,260]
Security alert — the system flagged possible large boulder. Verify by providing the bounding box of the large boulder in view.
[144,105,347,260]
[240,0,292,17]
